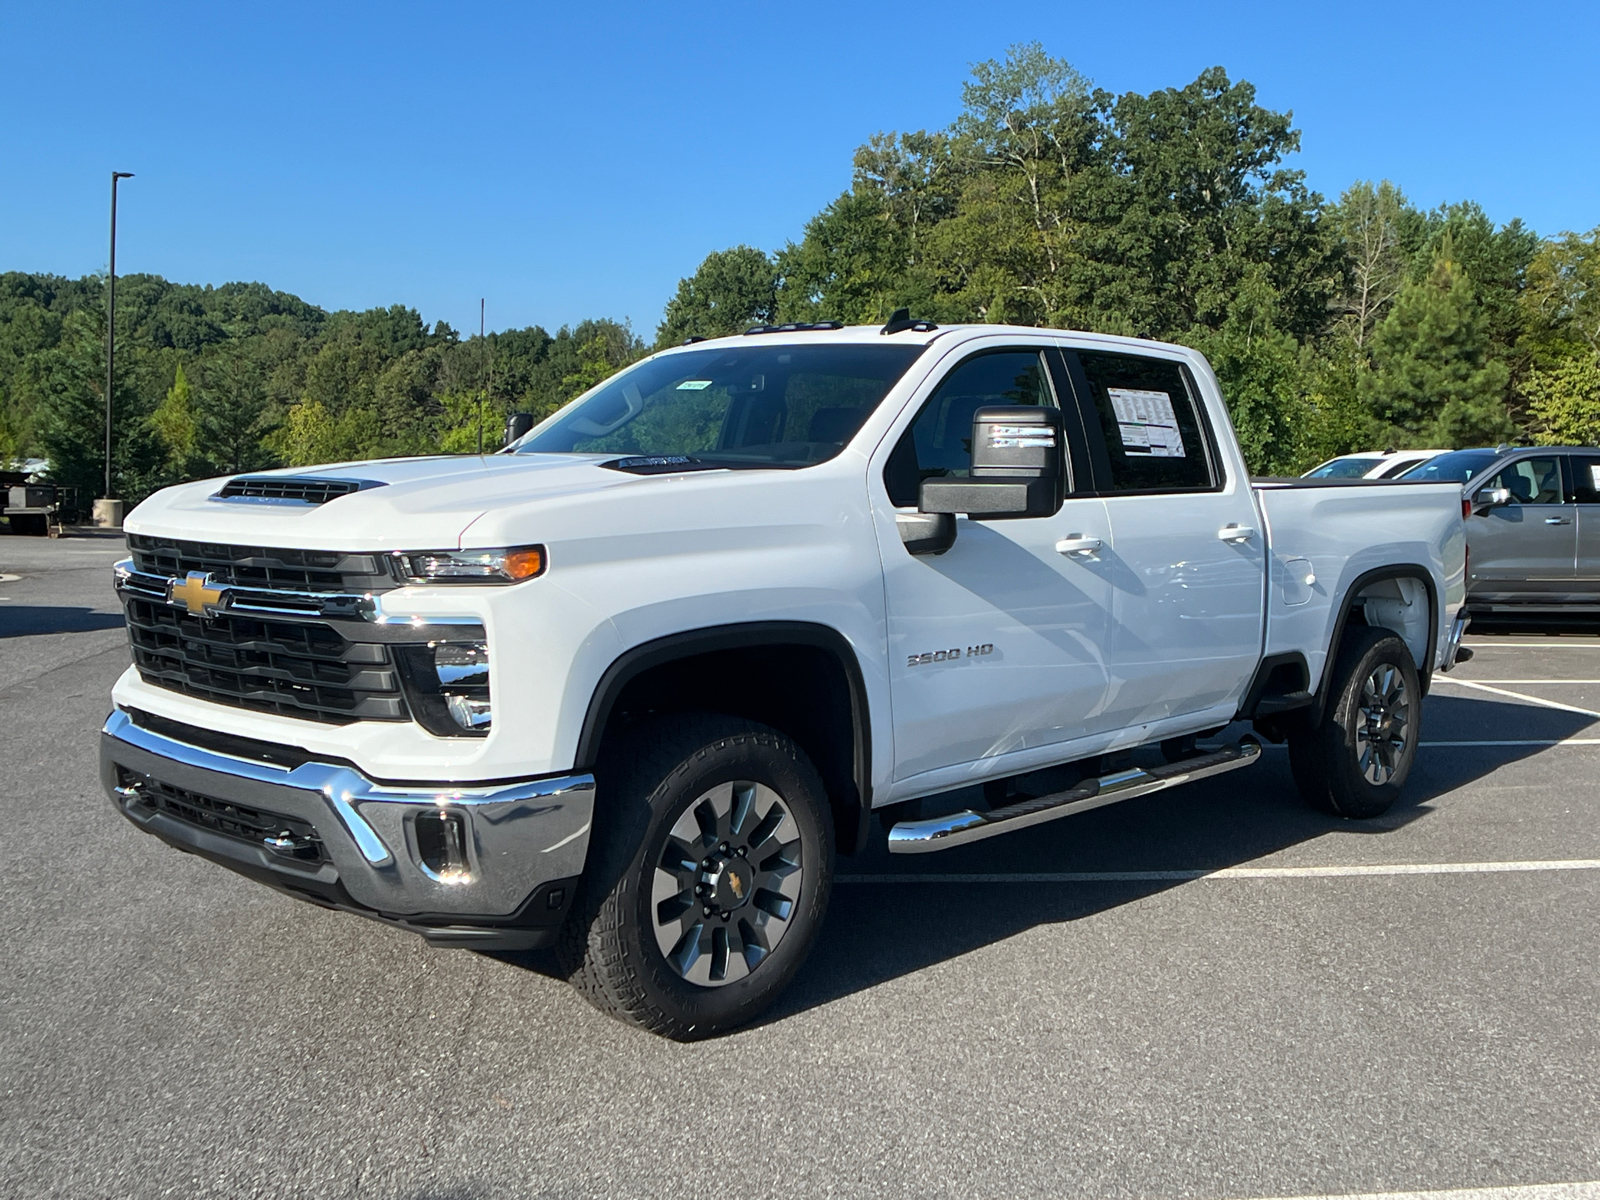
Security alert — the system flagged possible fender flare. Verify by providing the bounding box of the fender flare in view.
[575,621,874,853]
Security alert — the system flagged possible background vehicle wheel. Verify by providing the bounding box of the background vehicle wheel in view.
[560,714,834,1040]
[1289,626,1419,819]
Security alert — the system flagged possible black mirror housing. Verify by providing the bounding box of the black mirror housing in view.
[503,413,535,447]
[918,405,1065,520]
[895,511,956,555]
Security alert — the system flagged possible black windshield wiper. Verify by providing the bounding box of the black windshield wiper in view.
[598,454,794,475]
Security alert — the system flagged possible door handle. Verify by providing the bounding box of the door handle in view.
[1055,536,1103,557]
[1546,517,1571,525]
[1218,524,1257,543]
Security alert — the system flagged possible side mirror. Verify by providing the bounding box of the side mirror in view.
[503,413,535,447]
[917,406,1065,521]
[1473,485,1512,514]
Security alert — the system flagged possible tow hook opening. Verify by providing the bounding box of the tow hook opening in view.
[415,808,473,884]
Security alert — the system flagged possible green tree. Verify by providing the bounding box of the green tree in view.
[656,246,778,345]
[1523,227,1600,364]
[1185,269,1306,473]
[1362,240,1513,446]
[1329,180,1419,348]
[150,362,197,472]
[27,309,162,499]
[277,400,333,467]
[1526,357,1600,445]
[197,350,276,474]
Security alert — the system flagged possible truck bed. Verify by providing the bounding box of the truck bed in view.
[1254,479,1466,693]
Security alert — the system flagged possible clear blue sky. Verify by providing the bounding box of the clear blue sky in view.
[2,1,1596,339]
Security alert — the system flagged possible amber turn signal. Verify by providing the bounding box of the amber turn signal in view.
[502,547,544,580]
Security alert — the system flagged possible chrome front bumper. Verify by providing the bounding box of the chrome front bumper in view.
[100,709,595,949]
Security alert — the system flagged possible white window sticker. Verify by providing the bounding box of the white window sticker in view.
[1107,388,1186,458]
[676,379,713,391]
[1590,464,1600,492]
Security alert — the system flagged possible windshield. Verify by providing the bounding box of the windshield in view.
[513,343,927,468]
[1305,456,1381,479]
[1399,449,1501,483]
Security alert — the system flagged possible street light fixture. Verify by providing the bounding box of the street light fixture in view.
[105,170,134,504]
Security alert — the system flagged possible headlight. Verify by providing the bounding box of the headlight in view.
[396,546,545,584]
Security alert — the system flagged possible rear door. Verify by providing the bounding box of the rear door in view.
[1060,347,1266,730]
[874,344,1115,784]
[1468,453,1575,602]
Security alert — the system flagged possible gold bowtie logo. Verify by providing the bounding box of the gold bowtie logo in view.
[169,571,226,617]
[728,871,746,901]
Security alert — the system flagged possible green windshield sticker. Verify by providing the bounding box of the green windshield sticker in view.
[676,379,713,390]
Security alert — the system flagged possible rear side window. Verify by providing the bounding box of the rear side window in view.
[883,349,1059,507]
[1570,455,1600,504]
[1073,351,1215,491]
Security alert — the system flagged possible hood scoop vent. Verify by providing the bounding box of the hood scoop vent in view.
[212,476,386,506]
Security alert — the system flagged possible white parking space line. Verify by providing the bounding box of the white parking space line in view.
[1432,677,1600,719]
[838,860,1600,885]
[1241,1181,1600,1200]
[1420,738,1600,747]
[1449,679,1600,684]
[1462,642,1600,648]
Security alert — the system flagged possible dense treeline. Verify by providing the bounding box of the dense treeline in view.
[3,45,1597,503]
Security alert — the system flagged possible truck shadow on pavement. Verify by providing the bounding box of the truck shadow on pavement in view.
[0,605,125,637]
[501,692,1592,1030]
[762,692,1594,1025]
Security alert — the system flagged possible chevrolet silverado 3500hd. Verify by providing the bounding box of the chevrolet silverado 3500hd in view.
[102,318,1469,1037]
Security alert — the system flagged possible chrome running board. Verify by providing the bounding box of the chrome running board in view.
[886,738,1262,854]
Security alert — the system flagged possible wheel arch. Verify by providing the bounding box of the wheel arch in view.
[576,621,873,856]
[1315,564,1439,720]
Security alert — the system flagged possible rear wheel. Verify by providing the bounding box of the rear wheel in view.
[560,714,833,1039]
[1289,627,1419,819]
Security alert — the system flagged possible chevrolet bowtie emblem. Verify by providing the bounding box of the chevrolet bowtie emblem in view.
[168,571,227,618]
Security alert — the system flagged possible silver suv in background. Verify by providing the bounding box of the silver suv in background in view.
[1404,447,1600,614]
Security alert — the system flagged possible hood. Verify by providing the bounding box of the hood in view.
[124,453,631,551]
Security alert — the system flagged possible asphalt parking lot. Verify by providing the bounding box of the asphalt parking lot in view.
[1,533,1597,1200]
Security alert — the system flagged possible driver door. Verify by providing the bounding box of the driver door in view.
[1469,454,1575,603]
[873,345,1114,789]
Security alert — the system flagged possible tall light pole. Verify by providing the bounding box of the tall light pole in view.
[105,170,134,500]
[477,298,486,455]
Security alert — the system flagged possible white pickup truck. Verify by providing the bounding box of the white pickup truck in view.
[103,316,1469,1037]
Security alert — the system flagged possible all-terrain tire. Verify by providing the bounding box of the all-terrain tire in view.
[559,714,834,1040]
[1288,626,1420,819]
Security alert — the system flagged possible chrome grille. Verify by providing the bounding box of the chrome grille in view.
[124,596,407,724]
[126,535,397,594]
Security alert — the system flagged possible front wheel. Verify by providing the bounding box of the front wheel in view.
[560,715,834,1039]
[1289,626,1420,819]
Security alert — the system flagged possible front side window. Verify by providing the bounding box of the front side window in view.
[1485,456,1563,505]
[883,349,1058,507]
[1074,351,1215,491]
[1400,449,1500,483]
[514,343,925,468]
